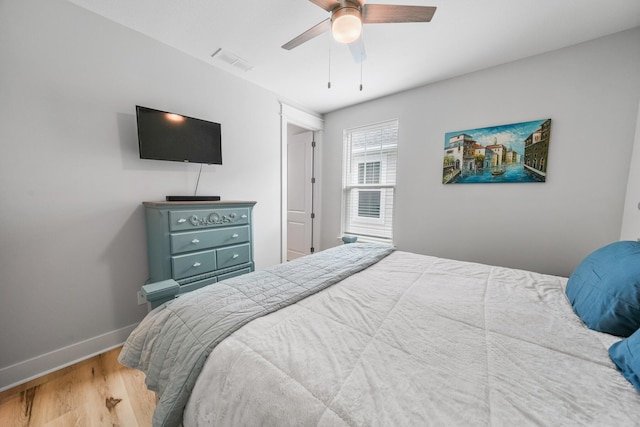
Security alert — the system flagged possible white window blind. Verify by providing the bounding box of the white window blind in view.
[342,120,398,241]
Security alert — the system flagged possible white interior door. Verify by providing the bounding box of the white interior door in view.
[287,130,314,261]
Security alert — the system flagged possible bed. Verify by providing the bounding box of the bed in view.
[119,242,640,427]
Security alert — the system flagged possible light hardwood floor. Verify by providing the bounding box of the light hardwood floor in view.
[0,347,156,426]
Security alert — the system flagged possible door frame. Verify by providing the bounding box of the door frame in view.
[280,103,324,263]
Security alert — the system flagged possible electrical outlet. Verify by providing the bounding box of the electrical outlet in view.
[137,290,146,305]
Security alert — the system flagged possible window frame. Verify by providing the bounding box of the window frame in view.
[341,119,398,242]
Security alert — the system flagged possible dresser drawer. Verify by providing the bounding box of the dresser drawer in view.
[170,226,250,254]
[171,249,217,280]
[216,243,251,269]
[169,208,250,232]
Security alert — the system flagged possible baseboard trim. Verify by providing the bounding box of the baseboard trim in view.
[0,323,139,392]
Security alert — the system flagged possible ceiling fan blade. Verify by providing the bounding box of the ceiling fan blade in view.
[308,0,339,12]
[282,18,331,50]
[363,5,436,24]
[348,38,367,63]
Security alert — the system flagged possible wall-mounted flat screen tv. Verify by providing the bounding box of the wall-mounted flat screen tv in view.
[136,105,222,165]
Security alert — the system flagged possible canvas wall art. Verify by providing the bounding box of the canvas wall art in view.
[442,119,551,184]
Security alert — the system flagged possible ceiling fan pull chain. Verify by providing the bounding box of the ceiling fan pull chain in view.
[328,33,332,89]
[359,31,364,91]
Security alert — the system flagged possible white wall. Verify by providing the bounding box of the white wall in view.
[0,0,282,389]
[321,28,640,278]
[620,98,640,241]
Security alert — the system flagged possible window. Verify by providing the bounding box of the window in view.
[357,161,381,218]
[358,190,381,218]
[342,120,398,241]
[358,161,380,184]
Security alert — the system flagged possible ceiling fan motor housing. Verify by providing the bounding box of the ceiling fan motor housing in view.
[331,1,363,43]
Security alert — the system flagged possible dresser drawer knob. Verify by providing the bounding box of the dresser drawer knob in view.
[193,262,202,267]
[191,239,200,244]
[241,214,248,219]
[177,218,187,224]
[232,254,239,259]
[231,233,239,238]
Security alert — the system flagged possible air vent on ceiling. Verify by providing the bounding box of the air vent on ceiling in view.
[211,48,253,72]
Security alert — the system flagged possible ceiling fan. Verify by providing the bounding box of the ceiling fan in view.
[282,0,437,51]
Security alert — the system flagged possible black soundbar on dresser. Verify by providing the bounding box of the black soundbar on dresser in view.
[165,196,221,202]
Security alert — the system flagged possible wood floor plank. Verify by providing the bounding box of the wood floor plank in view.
[0,391,32,426]
[125,370,156,425]
[99,349,149,426]
[0,347,156,426]
[41,410,82,427]
[30,361,91,426]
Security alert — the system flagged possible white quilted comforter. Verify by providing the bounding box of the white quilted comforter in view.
[183,251,640,426]
[120,243,395,426]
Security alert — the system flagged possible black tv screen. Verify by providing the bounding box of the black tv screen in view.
[136,105,222,165]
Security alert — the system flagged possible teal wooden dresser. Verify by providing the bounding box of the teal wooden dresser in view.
[141,200,257,308]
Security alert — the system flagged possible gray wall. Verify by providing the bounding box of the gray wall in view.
[321,28,640,278]
[0,0,282,389]
[620,98,640,241]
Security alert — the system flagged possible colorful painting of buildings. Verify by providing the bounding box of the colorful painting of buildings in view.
[442,119,551,184]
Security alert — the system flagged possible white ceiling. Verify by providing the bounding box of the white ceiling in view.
[67,0,640,115]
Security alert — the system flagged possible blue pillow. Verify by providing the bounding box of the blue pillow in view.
[609,328,640,392]
[565,241,640,337]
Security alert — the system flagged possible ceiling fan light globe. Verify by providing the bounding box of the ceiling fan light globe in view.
[332,9,362,43]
